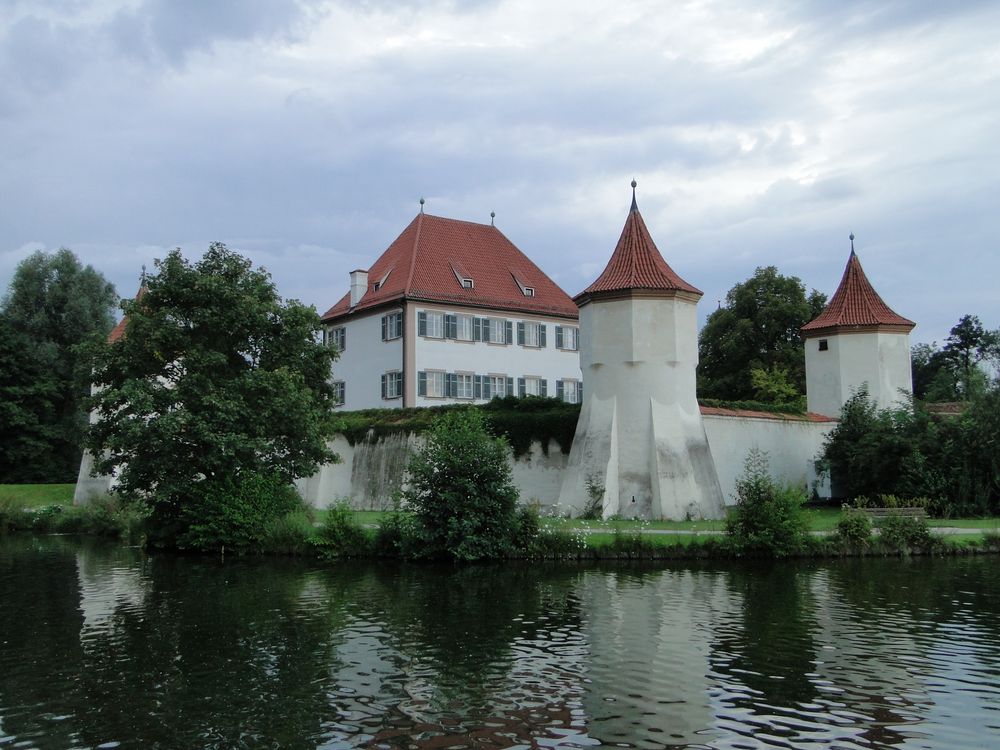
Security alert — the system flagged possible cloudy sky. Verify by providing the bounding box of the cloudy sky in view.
[2,0,997,344]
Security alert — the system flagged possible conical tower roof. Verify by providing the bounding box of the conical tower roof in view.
[575,182,701,306]
[108,283,147,343]
[802,240,914,337]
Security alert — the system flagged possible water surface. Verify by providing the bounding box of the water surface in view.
[1,536,998,749]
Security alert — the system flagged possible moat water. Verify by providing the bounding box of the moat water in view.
[1,535,998,749]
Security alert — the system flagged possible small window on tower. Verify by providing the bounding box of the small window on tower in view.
[818,339,829,351]
[462,278,474,289]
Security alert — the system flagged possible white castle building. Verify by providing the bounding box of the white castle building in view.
[75,188,915,517]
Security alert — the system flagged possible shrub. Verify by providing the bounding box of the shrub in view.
[836,506,873,548]
[0,495,30,532]
[177,472,304,553]
[399,409,521,561]
[877,514,933,553]
[372,511,417,558]
[314,503,371,557]
[261,511,315,555]
[726,449,807,558]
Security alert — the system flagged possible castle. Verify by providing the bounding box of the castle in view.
[75,185,915,518]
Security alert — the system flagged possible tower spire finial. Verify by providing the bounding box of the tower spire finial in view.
[630,178,638,212]
[140,264,147,285]
[490,210,495,226]
[849,232,855,254]
[419,197,425,214]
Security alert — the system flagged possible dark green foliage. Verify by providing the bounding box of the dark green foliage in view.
[697,398,805,415]
[877,515,932,552]
[86,244,338,546]
[698,266,826,402]
[0,249,118,482]
[820,385,1000,516]
[726,449,807,557]
[315,503,372,557]
[836,507,873,548]
[399,409,521,561]
[0,495,146,541]
[176,472,305,553]
[330,396,580,457]
[261,511,316,555]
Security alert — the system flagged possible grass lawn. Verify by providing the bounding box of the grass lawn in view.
[0,484,75,508]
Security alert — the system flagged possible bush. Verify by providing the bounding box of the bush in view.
[877,514,933,553]
[0,495,30,532]
[836,506,873,548]
[726,449,807,558]
[261,511,315,555]
[399,409,521,561]
[177,472,304,553]
[314,503,371,558]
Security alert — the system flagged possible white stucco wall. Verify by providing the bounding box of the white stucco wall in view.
[411,303,581,407]
[559,294,724,520]
[329,307,404,411]
[703,414,835,504]
[805,330,913,417]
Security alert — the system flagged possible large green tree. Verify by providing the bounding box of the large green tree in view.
[697,266,827,403]
[86,243,338,545]
[0,248,117,482]
[911,315,999,401]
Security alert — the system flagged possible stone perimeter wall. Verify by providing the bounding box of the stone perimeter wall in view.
[294,414,834,513]
[76,415,834,513]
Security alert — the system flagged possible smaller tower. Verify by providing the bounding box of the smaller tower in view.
[557,182,724,520]
[802,237,915,417]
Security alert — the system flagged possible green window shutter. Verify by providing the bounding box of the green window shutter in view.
[518,377,526,397]
[473,317,483,341]
[381,374,387,399]
[556,380,564,400]
[555,326,563,349]
[445,314,457,339]
[540,379,547,397]
[394,372,402,396]
[505,376,513,396]
[418,371,427,396]
[446,373,457,397]
[417,311,427,336]
[539,324,546,348]
[381,315,387,341]
[517,322,525,345]
[505,320,513,344]
[474,375,482,399]
[578,382,583,403]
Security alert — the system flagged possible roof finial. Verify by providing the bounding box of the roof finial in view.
[419,197,425,214]
[140,264,147,285]
[849,232,855,254]
[490,210,495,226]
[630,178,638,213]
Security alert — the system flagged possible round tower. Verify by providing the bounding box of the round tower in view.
[557,182,724,520]
[802,236,916,418]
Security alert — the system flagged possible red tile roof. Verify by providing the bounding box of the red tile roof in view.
[802,251,914,336]
[107,285,146,343]
[322,213,578,321]
[699,405,837,423]
[575,192,701,305]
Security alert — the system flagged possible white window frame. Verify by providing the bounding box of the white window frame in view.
[565,326,579,351]
[425,370,445,398]
[524,376,542,396]
[383,371,402,400]
[382,311,403,341]
[332,380,345,406]
[456,372,474,400]
[456,314,473,341]
[488,318,506,344]
[425,311,444,339]
[489,374,508,397]
[523,322,540,348]
[330,326,346,351]
[561,379,580,404]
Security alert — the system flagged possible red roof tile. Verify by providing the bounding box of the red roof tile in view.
[802,251,914,336]
[575,192,701,304]
[107,285,146,343]
[321,213,578,321]
[699,405,837,423]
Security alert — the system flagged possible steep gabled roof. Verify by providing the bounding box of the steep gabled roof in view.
[575,185,701,305]
[802,249,914,337]
[321,213,578,321]
[108,285,146,343]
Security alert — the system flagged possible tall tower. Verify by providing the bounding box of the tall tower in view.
[557,183,724,520]
[802,236,916,417]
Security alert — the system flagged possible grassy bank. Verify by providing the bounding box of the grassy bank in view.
[0,484,75,508]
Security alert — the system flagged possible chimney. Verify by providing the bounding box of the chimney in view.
[349,269,368,307]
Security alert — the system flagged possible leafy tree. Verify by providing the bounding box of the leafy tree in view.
[399,408,522,561]
[911,342,959,401]
[0,248,117,481]
[86,243,338,546]
[698,266,826,402]
[725,448,807,557]
[911,315,999,402]
[943,315,998,398]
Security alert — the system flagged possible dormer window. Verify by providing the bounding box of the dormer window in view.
[372,268,392,294]
[462,278,474,289]
[451,261,474,290]
[373,281,382,292]
[511,270,534,298]
[523,287,534,297]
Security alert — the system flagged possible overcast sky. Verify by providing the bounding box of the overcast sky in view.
[2,0,997,345]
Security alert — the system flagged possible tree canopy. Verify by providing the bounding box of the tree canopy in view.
[911,315,999,401]
[86,243,338,545]
[0,248,117,482]
[697,266,827,403]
